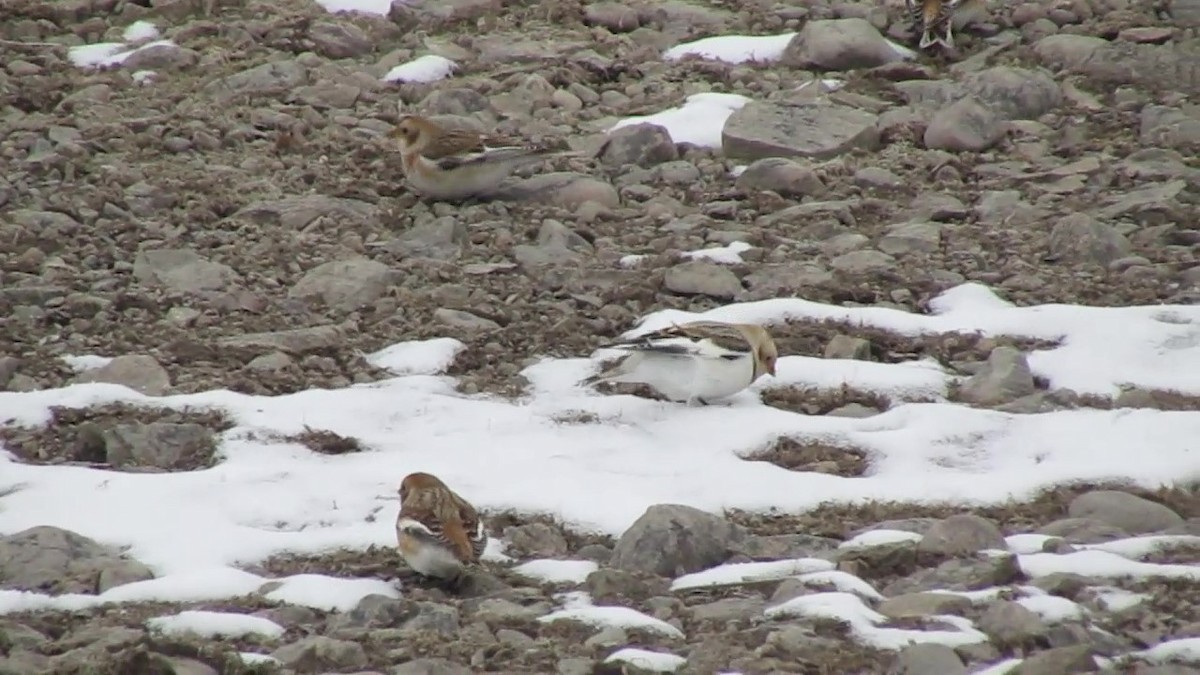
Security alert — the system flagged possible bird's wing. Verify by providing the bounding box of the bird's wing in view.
[457,500,488,561]
[432,145,549,172]
[397,506,463,554]
[603,322,751,361]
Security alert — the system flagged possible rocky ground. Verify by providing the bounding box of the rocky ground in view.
[1,0,1199,672]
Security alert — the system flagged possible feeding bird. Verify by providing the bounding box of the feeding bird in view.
[581,320,779,406]
[395,472,487,584]
[389,114,561,201]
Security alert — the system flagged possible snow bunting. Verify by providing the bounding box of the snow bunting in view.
[395,472,487,583]
[582,321,779,406]
[906,0,986,50]
[390,114,558,201]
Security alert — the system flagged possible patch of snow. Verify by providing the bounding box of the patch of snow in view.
[1004,533,1054,554]
[513,559,599,585]
[619,254,651,268]
[765,592,987,649]
[383,55,458,84]
[839,529,924,549]
[604,647,686,672]
[132,70,157,85]
[1019,551,1200,581]
[671,558,834,591]
[539,592,684,637]
[262,574,401,612]
[61,355,114,373]
[314,0,395,15]
[972,658,1023,675]
[1125,637,1200,665]
[1015,595,1087,623]
[1091,587,1149,612]
[794,570,884,602]
[122,20,160,44]
[239,652,280,665]
[682,241,753,264]
[1081,534,1200,560]
[610,93,750,149]
[663,33,795,64]
[363,337,465,375]
[146,610,285,639]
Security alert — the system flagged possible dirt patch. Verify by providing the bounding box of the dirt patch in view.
[280,426,364,455]
[769,318,1062,367]
[487,511,617,552]
[741,437,871,477]
[761,384,896,416]
[250,545,400,581]
[0,403,232,466]
[728,482,1200,539]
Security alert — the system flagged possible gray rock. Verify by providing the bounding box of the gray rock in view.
[1047,213,1132,266]
[830,249,896,274]
[383,216,466,260]
[292,81,361,109]
[103,422,215,471]
[271,636,368,671]
[879,222,943,256]
[855,166,903,188]
[1139,105,1200,152]
[963,66,1063,121]
[735,158,825,197]
[0,621,48,650]
[1168,0,1200,26]
[499,172,621,210]
[732,533,840,561]
[308,21,373,59]
[133,249,238,294]
[0,526,154,594]
[236,195,378,230]
[391,658,473,675]
[600,123,678,167]
[1014,645,1096,674]
[877,592,973,620]
[399,602,460,636]
[978,600,1049,645]
[743,263,834,297]
[513,220,593,268]
[1067,490,1184,534]
[328,595,415,633]
[782,18,906,70]
[691,597,765,623]
[723,102,880,161]
[206,60,307,101]
[918,514,1006,559]
[1029,573,1090,599]
[824,335,871,360]
[73,354,171,396]
[957,346,1036,406]
[610,504,745,577]
[924,97,1005,152]
[433,308,500,331]
[584,568,666,601]
[503,523,569,557]
[122,43,198,70]
[584,2,640,31]
[888,643,967,675]
[1098,180,1186,220]
[762,625,842,658]
[217,324,348,355]
[584,625,628,648]
[663,261,742,299]
[0,356,20,388]
[837,541,918,580]
[466,597,543,624]
[289,258,393,311]
[882,554,1022,595]
[1035,517,1130,544]
[1033,35,1109,71]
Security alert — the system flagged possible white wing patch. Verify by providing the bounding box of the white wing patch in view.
[397,517,435,535]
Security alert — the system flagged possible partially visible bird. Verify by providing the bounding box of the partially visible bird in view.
[389,114,558,201]
[906,0,987,50]
[581,320,779,406]
[395,472,487,584]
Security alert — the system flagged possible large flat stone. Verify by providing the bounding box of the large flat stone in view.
[723,101,879,161]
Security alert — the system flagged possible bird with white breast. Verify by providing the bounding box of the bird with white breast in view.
[395,471,487,585]
[389,114,560,201]
[582,320,779,406]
